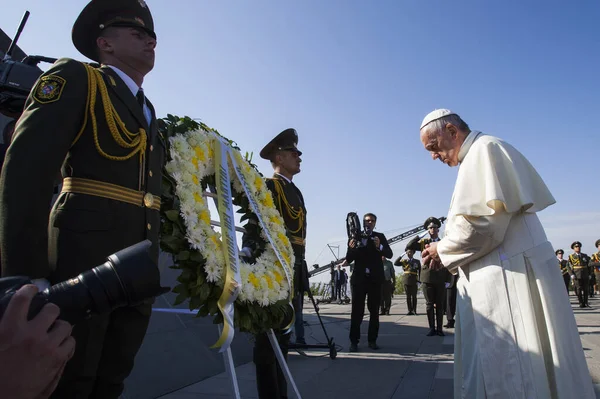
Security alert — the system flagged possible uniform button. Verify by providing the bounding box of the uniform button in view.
[149,170,153,177]
[147,223,151,230]
[150,145,154,151]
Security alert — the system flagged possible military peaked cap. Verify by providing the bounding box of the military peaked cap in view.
[73,0,156,62]
[424,216,441,229]
[571,241,582,249]
[555,249,564,255]
[260,128,302,160]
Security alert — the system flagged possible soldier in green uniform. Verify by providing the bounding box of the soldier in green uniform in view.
[380,255,395,315]
[556,249,571,293]
[395,249,420,315]
[241,128,309,399]
[569,241,591,308]
[406,217,451,336]
[590,240,600,296]
[0,1,163,397]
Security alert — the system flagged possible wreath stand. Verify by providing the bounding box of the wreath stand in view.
[205,187,303,399]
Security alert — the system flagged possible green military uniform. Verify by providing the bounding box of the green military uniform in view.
[0,1,163,398]
[380,258,395,315]
[556,249,570,293]
[242,128,308,399]
[569,241,591,308]
[395,256,420,315]
[590,239,600,297]
[406,217,451,336]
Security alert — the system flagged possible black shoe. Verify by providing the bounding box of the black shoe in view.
[445,320,455,329]
[386,311,390,316]
[436,330,445,336]
[368,342,380,350]
[349,343,358,352]
[426,329,437,337]
[407,311,414,315]
[413,311,418,316]
[295,339,306,345]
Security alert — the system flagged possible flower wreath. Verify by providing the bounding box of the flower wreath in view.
[158,115,295,336]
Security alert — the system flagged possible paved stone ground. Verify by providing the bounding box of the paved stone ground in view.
[155,292,600,398]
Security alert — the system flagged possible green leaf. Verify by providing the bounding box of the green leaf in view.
[173,293,187,306]
[165,210,180,222]
[177,251,190,261]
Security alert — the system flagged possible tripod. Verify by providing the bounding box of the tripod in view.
[288,263,337,359]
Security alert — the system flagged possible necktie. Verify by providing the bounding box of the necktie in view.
[136,89,145,110]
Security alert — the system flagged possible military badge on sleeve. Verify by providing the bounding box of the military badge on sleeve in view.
[32,75,66,104]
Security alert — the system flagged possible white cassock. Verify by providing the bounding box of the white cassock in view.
[437,131,594,399]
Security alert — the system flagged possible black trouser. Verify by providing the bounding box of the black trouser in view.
[563,273,570,293]
[254,331,290,399]
[446,283,457,323]
[575,277,589,305]
[404,284,417,313]
[349,279,381,344]
[380,280,394,313]
[50,302,152,399]
[335,282,343,301]
[423,282,445,331]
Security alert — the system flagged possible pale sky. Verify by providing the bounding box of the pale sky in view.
[2,0,599,283]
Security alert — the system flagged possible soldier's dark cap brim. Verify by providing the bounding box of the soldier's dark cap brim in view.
[260,128,302,160]
[571,241,582,249]
[73,0,156,62]
[555,249,564,255]
[424,216,441,229]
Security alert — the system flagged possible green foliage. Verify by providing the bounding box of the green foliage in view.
[157,114,287,335]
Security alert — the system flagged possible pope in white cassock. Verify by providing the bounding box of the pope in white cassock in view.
[419,109,594,399]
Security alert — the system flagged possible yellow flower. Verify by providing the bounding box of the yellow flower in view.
[210,235,221,248]
[192,175,199,185]
[273,270,283,284]
[199,210,211,225]
[262,194,274,208]
[254,175,263,190]
[194,146,206,162]
[270,215,282,225]
[193,192,204,204]
[207,143,215,160]
[191,157,198,168]
[248,273,260,288]
[264,275,273,289]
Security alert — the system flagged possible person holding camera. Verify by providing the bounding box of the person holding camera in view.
[0,1,163,397]
[0,285,75,399]
[346,213,393,352]
[242,128,309,399]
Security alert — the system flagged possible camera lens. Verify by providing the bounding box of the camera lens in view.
[43,240,167,324]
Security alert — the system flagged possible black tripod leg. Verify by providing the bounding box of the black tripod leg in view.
[306,289,333,345]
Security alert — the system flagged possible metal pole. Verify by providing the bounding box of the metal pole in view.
[267,329,302,398]
[218,324,241,399]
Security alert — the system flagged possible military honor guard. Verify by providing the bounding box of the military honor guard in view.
[242,128,309,399]
[406,217,451,336]
[395,249,420,315]
[556,249,571,292]
[590,239,600,297]
[569,241,592,308]
[0,1,163,397]
[380,255,395,315]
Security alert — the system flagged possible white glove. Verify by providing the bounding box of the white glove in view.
[240,247,252,259]
[31,278,51,291]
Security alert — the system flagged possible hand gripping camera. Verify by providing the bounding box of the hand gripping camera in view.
[0,240,169,324]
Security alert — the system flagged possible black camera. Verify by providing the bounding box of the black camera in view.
[1,11,57,117]
[0,240,169,324]
[346,212,371,248]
